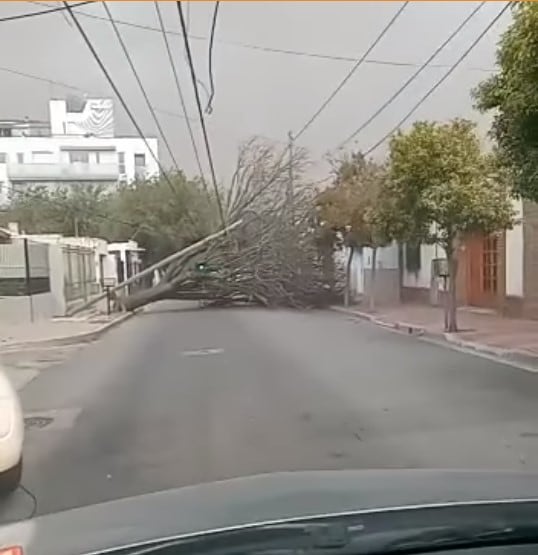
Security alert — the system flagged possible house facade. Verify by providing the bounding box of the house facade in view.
[345,197,538,319]
[0,97,159,204]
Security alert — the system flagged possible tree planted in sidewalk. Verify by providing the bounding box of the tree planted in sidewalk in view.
[388,119,514,332]
[473,3,538,201]
[316,152,393,309]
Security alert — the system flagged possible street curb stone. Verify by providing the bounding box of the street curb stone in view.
[0,310,137,354]
[330,305,538,366]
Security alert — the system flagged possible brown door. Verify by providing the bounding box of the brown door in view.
[466,233,500,308]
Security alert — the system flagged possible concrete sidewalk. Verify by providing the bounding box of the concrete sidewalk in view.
[0,311,133,353]
[332,303,538,366]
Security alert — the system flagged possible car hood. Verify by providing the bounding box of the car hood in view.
[2,469,538,555]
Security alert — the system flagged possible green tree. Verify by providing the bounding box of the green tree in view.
[2,185,108,237]
[316,153,392,309]
[102,174,218,264]
[388,119,515,332]
[473,3,538,200]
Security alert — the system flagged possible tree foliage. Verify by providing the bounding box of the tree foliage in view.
[100,174,218,264]
[2,185,108,237]
[388,119,515,331]
[1,174,218,265]
[473,3,538,199]
[316,152,391,248]
[315,152,393,307]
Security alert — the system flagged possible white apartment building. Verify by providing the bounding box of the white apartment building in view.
[0,97,159,203]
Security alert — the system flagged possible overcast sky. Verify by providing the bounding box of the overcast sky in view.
[0,1,512,183]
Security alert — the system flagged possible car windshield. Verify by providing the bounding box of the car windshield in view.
[1,1,538,554]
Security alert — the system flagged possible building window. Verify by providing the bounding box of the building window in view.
[0,153,6,164]
[94,151,101,164]
[32,151,53,163]
[0,128,12,137]
[405,242,421,273]
[16,153,24,164]
[118,152,125,174]
[69,151,89,164]
[134,153,146,179]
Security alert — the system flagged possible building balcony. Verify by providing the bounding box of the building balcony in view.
[7,162,119,182]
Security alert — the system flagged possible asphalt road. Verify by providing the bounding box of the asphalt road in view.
[4,301,538,520]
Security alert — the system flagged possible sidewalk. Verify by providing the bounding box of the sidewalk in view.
[332,303,538,364]
[0,311,133,352]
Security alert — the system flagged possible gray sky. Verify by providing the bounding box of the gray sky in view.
[0,1,512,182]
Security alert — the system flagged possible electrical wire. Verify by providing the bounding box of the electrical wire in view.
[61,2,179,203]
[0,64,194,123]
[293,1,410,141]
[102,1,182,175]
[154,1,208,195]
[176,1,226,227]
[363,1,511,157]
[206,1,220,115]
[337,0,486,150]
[29,1,495,73]
[0,1,93,23]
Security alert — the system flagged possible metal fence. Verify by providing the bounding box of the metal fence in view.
[62,245,99,302]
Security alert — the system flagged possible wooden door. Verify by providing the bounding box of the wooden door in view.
[466,233,500,308]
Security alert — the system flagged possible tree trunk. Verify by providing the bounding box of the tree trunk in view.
[344,246,354,307]
[120,281,175,312]
[368,246,377,312]
[445,242,458,333]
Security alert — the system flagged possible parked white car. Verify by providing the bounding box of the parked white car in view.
[0,367,23,494]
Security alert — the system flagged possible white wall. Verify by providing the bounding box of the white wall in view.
[363,242,399,270]
[505,198,523,298]
[0,293,55,325]
[402,243,445,289]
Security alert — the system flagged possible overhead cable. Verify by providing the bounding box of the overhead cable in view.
[206,1,220,114]
[102,1,183,174]
[154,1,208,194]
[338,1,486,150]
[176,1,226,227]
[29,1,495,73]
[363,2,512,156]
[293,1,410,141]
[0,1,93,23]
[62,0,193,223]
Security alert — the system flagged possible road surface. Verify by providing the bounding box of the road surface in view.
[3,302,538,520]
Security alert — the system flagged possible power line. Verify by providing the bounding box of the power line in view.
[154,1,208,194]
[363,2,512,157]
[0,1,93,23]
[61,2,179,199]
[206,1,220,115]
[0,64,195,123]
[102,1,182,175]
[29,1,495,73]
[293,1,410,141]
[176,1,226,227]
[338,1,486,150]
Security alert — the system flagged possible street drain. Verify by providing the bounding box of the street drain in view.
[24,416,54,430]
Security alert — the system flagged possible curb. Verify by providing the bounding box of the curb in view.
[0,310,136,354]
[330,305,538,367]
[330,305,425,336]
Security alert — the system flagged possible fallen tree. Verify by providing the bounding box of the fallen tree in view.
[116,137,344,311]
